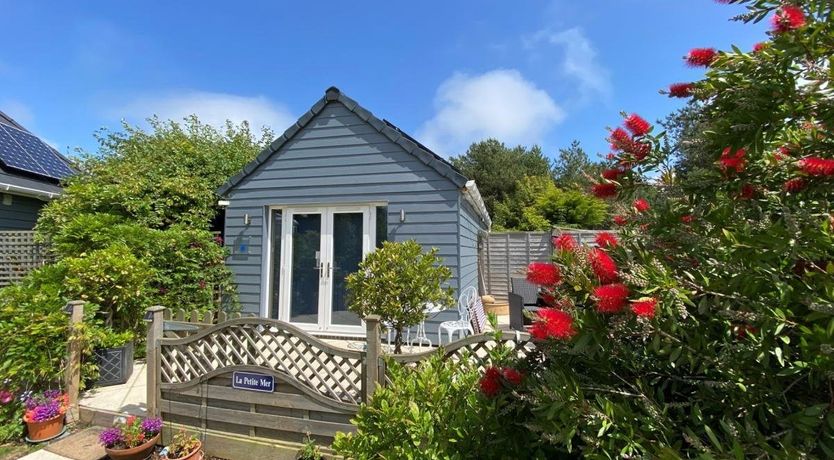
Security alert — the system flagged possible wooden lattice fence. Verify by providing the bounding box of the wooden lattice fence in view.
[145,308,535,458]
[0,231,51,287]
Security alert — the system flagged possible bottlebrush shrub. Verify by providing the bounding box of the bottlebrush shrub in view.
[493,2,834,457]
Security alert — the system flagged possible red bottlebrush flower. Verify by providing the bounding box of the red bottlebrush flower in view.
[479,367,502,397]
[526,262,561,286]
[501,367,523,386]
[610,127,630,144]
[605,152,617,161]
[632,198,650,213]
[753,42,767,53]
[680,214,695,224]
[624,114,651,137]
[734,324,759,340]
[771,5,805,34]
[739,184,756,200]
[631,297,658,318]
[625,140,651,160]
[591,182,618,199]
[595,232,618,248]
[199,280,207,289]
[783,177,807,192]
[589,248,619,283]
[601,168,624,181]
[213,235,224,245]
[613,215,628,226]
[529,308,576,341]
[593,283,630,313]
[686,48,717,67]
[553,234,578,252]
[669,82,694,98]
[798,157,834,176]
[719,147,747,174]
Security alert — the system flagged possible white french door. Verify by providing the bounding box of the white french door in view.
[267,205,374,335]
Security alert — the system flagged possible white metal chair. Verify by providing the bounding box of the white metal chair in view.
[438,286,477,344]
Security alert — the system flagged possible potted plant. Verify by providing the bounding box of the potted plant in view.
[93,330,135,386]
[99,415,162,460]
[160,429,202,460]
[22,390,68,442]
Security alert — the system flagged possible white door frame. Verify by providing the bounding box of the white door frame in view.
[263,204,379,336]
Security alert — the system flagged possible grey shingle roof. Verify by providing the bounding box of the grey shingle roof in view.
[217,86,471,196]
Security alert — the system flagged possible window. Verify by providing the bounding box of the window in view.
[375,206,388,248]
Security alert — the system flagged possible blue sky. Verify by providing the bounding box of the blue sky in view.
[0,1,766,162]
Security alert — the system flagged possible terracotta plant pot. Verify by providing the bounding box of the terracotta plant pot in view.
[104,433,160,460]
[25,414,64,441]
[168,441,203,460]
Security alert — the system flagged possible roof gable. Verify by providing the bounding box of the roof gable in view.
[217,87,470,196]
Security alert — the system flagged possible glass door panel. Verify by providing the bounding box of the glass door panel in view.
[289,213,322,324]
[330,212,364,326]
[269,210,283,319]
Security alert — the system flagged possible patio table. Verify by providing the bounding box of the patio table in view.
[408,302,445,348]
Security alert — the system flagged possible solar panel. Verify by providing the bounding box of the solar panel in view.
[0,124,73,180]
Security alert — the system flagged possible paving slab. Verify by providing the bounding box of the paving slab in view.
[43,427,105,460]
[18,450,71,460]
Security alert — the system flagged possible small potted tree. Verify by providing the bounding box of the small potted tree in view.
[99,415,162,460]
[22,390,68,442]
[346,240,454,353]
[161,429,202,460]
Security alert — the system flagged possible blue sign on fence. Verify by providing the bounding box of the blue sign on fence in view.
[232,371,275,393]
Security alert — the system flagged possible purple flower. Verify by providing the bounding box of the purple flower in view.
[0,390,14,405]
[30,401,61,421]
[99,427,124,448]
[140,417,163,435]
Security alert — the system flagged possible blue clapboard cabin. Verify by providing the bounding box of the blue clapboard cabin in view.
[0,111,73,230]
[217,87,491,341]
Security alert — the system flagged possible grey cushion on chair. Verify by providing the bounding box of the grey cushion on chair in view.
[509,293,541,331]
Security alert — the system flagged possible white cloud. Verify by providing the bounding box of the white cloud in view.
[417,69,564,157]
[115,91,296,133]
[524,27,611,102]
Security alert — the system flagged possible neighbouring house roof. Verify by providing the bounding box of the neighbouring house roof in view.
[217,86,491,227]
[0,111,73,199]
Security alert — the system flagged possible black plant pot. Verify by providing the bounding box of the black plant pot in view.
[95,341,134,386]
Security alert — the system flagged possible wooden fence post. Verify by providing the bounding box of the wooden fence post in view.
[64,300,85,422]
[364,315,381,403]
[145,305,165,418]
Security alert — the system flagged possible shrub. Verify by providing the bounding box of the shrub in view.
[498,2,834,456]
[346,241,454,353]
[333,353,528,459]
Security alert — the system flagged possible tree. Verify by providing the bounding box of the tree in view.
[346,241,454,353]
[450,139,552,215]
[552,140,604,189]
[493,175,609,230]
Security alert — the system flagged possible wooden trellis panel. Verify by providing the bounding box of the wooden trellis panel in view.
[0,231,51,287]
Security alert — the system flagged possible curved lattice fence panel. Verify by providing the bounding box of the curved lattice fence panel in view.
[159,318,365,405]
[384,331,535,385]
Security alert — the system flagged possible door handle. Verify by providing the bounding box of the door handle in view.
[326,262,332,279]
[316,262,324,278]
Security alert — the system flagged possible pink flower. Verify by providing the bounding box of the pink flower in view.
[552,234,578,252]
[798,157,834,176]
[669,82,694,98]
[631,297,658,318]
[526,262,561,286]
[686,48,717,67]
[479,367,502,397]
[589,248,619,283]
[633,198,650,213]
[593,283,630,313]
[529,308,576,340]
[783,177,807,192]
[595,232,618,248]
[591,182,618,199]
[624,114,651,137]
[771,5,805,34]
[501,367,524,386]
